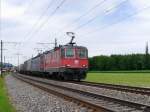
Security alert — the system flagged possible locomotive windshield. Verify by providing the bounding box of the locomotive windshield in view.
[66,48,74,57]
[61,47,87,58]
[77,48,87,58]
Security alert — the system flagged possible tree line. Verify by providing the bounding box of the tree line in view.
[89,54,150,71]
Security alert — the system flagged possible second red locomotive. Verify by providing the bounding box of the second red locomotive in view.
[19,32,88,80]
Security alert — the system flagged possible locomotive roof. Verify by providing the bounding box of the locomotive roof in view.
[61,45,87,49]
[42,45,87,54]
[29,45,87,60]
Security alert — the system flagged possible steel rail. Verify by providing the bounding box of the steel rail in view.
[13,74,113,112]
[17,73,150,95]
[13,74,150,112]
[70,81,150,95]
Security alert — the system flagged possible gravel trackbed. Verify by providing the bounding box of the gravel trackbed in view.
[5,75,88,112]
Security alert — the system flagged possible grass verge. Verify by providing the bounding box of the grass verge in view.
[88,70,150,73]
[85,72,150,87]
[0,73,16,112]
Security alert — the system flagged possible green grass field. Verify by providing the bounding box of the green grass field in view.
[0,74,15,112]
[88,70,150,73]
[85,72,150,87]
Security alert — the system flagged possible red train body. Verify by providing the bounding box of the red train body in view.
[19,33,88,80]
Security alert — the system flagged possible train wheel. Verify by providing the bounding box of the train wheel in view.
[64,75,68,80]
[59,72,64,80]
[77,78,81,81]
[77,74,82,81]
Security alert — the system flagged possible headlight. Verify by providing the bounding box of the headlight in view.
[82,65,86,67]
[66,64,70,67]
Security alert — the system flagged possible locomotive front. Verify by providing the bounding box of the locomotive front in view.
[59,45,88,80]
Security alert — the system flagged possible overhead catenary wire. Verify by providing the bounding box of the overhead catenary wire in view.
[95,5,150,33]
[23,0,34,14]
[23,0,67,43]
[21,0,107,47]
[21,0,127,52]
[21,0,55,42]
[19,0,67,60]
[61,0,107,30]
[78,5,150,38]
[74,0,128,31]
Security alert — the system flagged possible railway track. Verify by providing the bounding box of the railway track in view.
[71,81,150,96]
[13,73,150,112]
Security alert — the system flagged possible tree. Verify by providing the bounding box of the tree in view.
[88,53,150,71]
[144,42,150,69]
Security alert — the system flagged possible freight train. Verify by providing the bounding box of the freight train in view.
[18,32,88,80]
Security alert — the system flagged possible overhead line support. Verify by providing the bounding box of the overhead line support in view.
[1,40,3,77]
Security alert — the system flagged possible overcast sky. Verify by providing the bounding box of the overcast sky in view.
[1,0,150,66]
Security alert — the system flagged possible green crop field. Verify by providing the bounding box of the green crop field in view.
[85,72,150,87]
[0,73,15,112]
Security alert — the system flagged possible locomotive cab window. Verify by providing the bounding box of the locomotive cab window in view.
[66,48,74,57]
[61,48,65,58]
[77,48,87,58]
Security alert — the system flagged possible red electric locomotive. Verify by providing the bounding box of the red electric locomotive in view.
[19,32,88,80]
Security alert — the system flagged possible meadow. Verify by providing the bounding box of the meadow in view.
[85,72,150,87]
[0,73,15,112]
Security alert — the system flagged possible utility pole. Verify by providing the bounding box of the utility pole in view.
[15,53,22,72]
[0,40,2,76]
[2,41,21,71]
[4,56,5,70]
[0,40,8,77]
[0,0,2,77]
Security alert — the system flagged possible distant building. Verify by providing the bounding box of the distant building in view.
[0,62,13,72]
